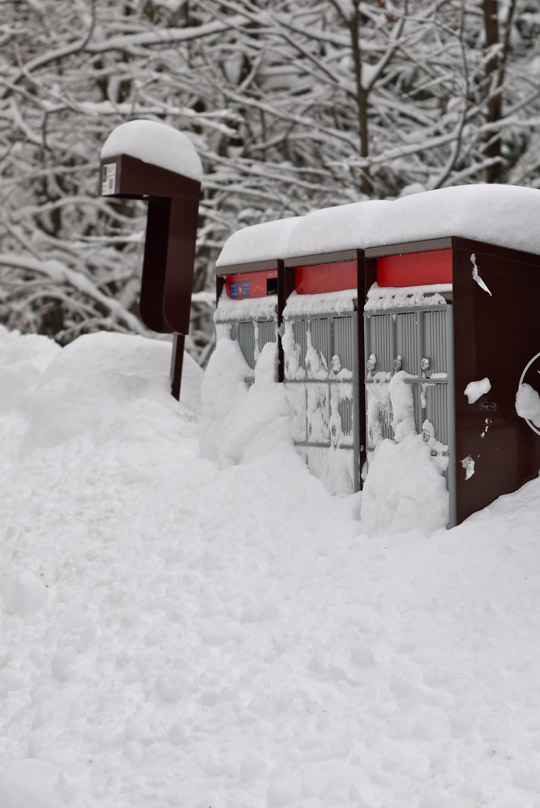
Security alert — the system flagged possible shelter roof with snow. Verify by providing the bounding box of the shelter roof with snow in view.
[216,185,540,268]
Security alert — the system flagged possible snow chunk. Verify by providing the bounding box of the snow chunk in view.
[389,371,416,441]
[101,119,203,182]
[464,377,491,404]
[461,455,476,480]
[516,383,540,428]
[470,253,492,296]
[1,571,47,616]
[361,434,449,536]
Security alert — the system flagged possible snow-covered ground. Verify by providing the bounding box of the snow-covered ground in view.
[2,325,540,808]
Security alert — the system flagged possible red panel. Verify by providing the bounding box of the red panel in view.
[225,269,277,299]
[295,261,357,294]
[377,249,452,287]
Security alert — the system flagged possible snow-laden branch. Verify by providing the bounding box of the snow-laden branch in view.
[86,17,245,55]
[0,253,145,335]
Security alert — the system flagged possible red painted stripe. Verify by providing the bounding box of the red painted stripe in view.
[225,269,278,299]
[377,249,452,287]
[295,261,357,294]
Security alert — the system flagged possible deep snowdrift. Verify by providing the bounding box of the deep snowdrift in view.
[1,326,540,808]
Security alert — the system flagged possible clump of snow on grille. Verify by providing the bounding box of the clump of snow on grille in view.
[101,119,203,182]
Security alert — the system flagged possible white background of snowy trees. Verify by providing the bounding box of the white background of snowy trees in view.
[1,0,540,362]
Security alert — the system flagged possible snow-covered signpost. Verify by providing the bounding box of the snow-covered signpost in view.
[99,120,202,399]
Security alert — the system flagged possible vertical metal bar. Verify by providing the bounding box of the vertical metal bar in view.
[277,261,294,382]
[352,310,360,492]
[446,304,457,528]
[170,333,184,400]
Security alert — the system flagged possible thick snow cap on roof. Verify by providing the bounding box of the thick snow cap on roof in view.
[217,185,540,267]
[101,119,203,182]
[216,215,301,268]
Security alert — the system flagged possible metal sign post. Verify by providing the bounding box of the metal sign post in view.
[99,149,201,400]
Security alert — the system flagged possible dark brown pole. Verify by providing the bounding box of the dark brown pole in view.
[170,334,185,400]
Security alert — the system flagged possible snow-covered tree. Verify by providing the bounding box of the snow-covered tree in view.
[1,0,539,361]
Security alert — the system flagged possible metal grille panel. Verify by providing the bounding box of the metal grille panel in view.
[258,320,277,352]
[367,314,393,372]
[425,382,449,446]
[333,316,354,371]
[424,310,448,375]
[338,397,353,435]
[292,319,307,370]
[237,321,256,368]
[310,317,331,367]
[396,312,420,373]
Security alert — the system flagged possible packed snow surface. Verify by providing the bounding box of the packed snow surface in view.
[217,184,540,266]
[2,325,540,807]
[101,119,203,182]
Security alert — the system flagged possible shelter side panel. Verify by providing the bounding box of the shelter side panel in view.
[452,245,540,525]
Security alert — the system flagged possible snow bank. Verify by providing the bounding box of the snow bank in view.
[22,332,201,450]
[217,184,540,266]
[2,326,540,808]
[101,119,203,182]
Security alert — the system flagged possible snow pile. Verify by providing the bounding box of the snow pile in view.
[2,326,540,807]
[217,184,540,267]
[361,434,449,536]
[200,338,291,466]
[101,119,203,182]
[363,372,449,535]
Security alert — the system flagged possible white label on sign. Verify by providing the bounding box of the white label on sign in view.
[101,162,117,195]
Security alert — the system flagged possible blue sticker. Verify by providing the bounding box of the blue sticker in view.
[230,281,250,299]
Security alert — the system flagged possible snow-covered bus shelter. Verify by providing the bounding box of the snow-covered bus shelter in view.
[215,185,540,528]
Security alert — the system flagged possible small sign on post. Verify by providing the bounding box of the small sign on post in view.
[99,120,202,400]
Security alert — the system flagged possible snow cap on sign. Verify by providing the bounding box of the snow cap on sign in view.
[217,184,540,266]
[101,119,203,182]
